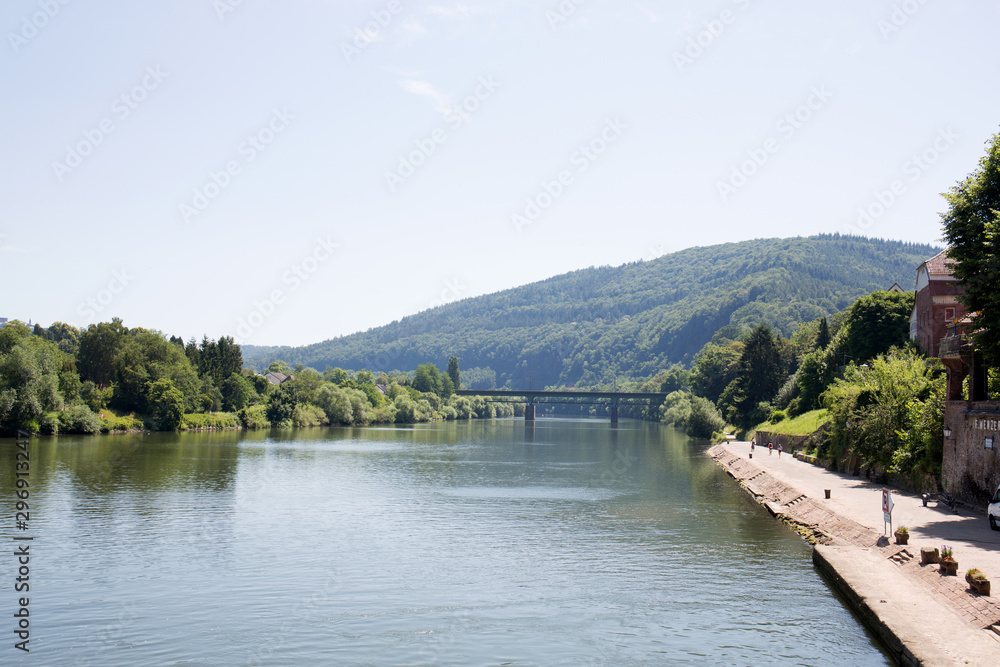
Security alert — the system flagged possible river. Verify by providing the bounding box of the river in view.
[1,419,889,665]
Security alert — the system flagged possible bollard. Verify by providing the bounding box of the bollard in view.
[824,489,831,499]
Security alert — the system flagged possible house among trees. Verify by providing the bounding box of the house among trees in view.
[264,371,294,385]
[909,249,967,358]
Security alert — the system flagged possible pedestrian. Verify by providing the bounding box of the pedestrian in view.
[768,442,773,456]
[750,440,754,459]
[778,443,783,458]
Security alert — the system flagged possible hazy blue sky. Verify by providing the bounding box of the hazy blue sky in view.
[3,1,997,346]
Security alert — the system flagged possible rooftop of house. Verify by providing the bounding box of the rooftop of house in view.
[922,249,957,277]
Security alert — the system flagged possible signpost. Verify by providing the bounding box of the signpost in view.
[882,488,893,534]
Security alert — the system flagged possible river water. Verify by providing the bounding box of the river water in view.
[1,419,889,665]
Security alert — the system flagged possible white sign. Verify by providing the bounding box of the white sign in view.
[882,489,893,525]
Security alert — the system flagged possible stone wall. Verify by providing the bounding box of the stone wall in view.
[753,431,810,452]
[942,399,1000,503]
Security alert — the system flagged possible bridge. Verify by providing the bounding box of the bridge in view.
[454,389,669,424]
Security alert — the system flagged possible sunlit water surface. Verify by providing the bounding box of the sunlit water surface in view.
[1,419,889,665]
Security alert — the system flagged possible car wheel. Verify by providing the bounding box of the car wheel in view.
[991,514,999,531]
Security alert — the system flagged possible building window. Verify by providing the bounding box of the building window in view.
[945,307,955,322]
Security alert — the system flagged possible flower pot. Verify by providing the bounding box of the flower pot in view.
[921,547,939,565]
[894,531,909,545]
[967,574,991,595]
[940,559,958,575]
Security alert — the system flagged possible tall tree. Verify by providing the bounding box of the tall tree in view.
[447,356,460,391]
[815,317,831,351]
[941,131,1000,368]
[77,319,127,388]
[719,324,787,429]
[839,291,915,363]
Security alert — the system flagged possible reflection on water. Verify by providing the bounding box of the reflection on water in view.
[0,419,888,665]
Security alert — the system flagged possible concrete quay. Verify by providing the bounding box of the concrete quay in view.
[709,441,1000,666]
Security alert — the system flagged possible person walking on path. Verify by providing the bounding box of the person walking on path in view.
[768,442,773,456]
[778,443,783,458]
[749,441,754,459]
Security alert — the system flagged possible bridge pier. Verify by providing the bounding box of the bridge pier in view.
[610,405,618,425]
[524,404,535,421]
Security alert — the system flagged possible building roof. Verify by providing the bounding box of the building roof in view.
[922,249,957,277]
[264,371,293,384]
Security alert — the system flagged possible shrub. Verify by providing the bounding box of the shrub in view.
[59,405,102,434]
[40,412,60,435]
[182,412,240,430]
[769,409,787,423]
[292,404,327,427]
[101,415,144,432]
[238,404,270,429]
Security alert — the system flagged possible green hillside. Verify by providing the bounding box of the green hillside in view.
[243,234,939,387]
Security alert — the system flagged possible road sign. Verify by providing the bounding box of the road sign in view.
[882,489,893,527]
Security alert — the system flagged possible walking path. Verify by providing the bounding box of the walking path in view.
[710,441,1000,665]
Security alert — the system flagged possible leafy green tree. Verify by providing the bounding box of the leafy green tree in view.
[690,342,743,403]
[77,319,127,388]
[0,327,65,432]
[718,324,787,429]
[412,363,442,394]
[941,131,1000,369]
[793,349,834,414]
[687,395,725,438]
[147,378,184,430]
[447,356,460,390]
[816,317,831,351]
[823,348,941,472]
[221,373,255,411]
[266,383,298,425]
[838,291,915,364]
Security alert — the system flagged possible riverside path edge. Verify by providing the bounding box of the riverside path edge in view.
[707,443,1000,666]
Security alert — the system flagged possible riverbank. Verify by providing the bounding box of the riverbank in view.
[709,441,1000,665]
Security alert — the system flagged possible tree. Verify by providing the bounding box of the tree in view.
[838,291,915,363]
[266,383,298,425]
[690,341,743,403]
[0,329,65,432]
[447,356,460,390]
[147,378,184,430]
[718,324,787,430]
[816,317,831,351]
[221,373,255,411]
[941,131,1000,368]
[412,363,442,394]
[77,319,127,388]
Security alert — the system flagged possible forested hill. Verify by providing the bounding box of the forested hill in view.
[243,235,939,387]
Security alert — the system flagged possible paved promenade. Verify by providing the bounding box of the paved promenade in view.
[710,441,1000,665]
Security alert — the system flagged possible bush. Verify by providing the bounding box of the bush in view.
[101,415,144,432]
[40,412,60,435]
[292,404,327,427]
[238,404,270,429]
[59,405,102,434]
[182,412,240,430]
[769,409,787,423]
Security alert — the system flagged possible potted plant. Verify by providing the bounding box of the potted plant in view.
[894,526,909,545]
[966,568,991,596]
[940,545,959,575]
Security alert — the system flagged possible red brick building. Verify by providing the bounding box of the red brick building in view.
[910,249,967,358]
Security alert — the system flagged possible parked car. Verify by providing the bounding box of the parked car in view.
[989,485,1000,531]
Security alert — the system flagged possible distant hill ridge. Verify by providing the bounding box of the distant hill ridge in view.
[243,234,939,388]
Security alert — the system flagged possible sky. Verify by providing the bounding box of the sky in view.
[2,1,998,347]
